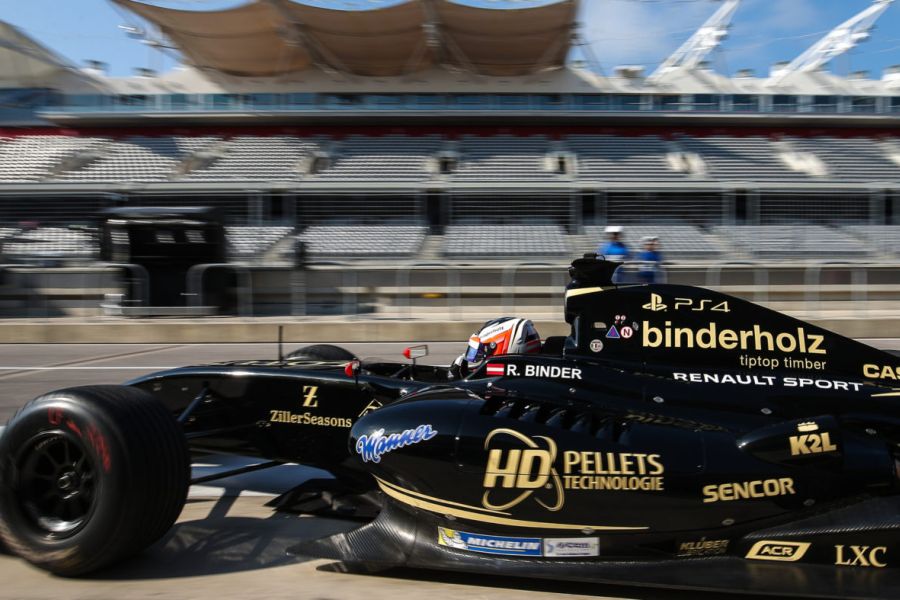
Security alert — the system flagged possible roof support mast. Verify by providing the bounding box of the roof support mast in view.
[768,0,894,86]
[647,0,740,83]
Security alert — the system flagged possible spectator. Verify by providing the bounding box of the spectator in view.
[637,235,665,284]
[598,225,630,262]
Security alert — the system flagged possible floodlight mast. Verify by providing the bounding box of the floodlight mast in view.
[768,0,894,86]
[647,0,740,83]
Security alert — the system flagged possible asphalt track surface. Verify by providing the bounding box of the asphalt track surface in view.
[0,340,898,600]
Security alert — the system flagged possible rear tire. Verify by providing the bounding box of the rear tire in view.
[287,344,357,361]
[0,385,189,576]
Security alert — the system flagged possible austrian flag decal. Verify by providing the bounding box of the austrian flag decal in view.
[486,363,505,376]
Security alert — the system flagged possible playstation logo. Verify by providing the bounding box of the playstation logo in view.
[643,293,667,312]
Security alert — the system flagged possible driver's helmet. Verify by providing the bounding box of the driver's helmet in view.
[464,317,541,363]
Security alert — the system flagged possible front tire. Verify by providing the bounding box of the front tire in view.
[0,385,189,576]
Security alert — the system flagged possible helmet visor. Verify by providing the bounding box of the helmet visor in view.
[465,336,485,363]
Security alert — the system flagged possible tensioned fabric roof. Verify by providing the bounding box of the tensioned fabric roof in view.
[113,0,577,77]
[0,21,79,85]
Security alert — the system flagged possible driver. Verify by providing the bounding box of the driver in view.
[449,317,541,379]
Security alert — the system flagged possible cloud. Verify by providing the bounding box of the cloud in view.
[577,0,858,76]
[723,0,846,72]
[579,0,721,70]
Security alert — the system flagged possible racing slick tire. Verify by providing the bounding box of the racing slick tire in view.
[288,343,357,361]
[0,385,190,576]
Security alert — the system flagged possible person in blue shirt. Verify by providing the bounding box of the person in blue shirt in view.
[597,225,631,284]
[598,225,630,263]
[637,235,665,284]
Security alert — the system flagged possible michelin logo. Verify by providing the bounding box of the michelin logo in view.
[438,528,542,557]
[543,537,600,558]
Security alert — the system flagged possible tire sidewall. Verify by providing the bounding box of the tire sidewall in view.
[0,394,133,571]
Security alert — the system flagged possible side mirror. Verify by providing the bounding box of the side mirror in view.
[344,359,361,385]
[403,345,429,360]
[403,345,428,381]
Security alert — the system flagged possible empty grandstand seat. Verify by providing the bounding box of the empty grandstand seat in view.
[453,135,557,181]
[785,136,900,182]
[713,225,871,259]
[443,224,569,257]
[298,224,426,257]
[225,226,295,259]
[305,134,441,182]
[678,135,811,181]
[0,135,108,182]
[183,136,320,181]
[844,225,900,255]
[566,134,685,181]
[1,227,97,260]
[54,136,219,182]
[582,225,721,259]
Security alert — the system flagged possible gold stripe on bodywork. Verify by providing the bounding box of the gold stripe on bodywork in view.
[872,391,900,397]
[375,477,648,531]
[376,477,510,516]
[564,287,608,299]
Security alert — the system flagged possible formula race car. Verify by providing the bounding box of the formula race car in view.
[1,255,900,598]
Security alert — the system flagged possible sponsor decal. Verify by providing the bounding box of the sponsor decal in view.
[270,384,349,426]
[789,422,838,456]
[543,537,600,558]
[269,411,351,427]
[620,326,634,339]
[300,385,319,408]
[835,545,887,568]
[497,363,582,380]
[643,293,731,314]
[702,478,795,503]
[644,294,668,312]
[739,355,826,371]
[482,429,665,512]
[644,321,828,371]
[672,372,863,392]
[589,339,604,353]
[643,322,825,355]
[438,528,542,556]
[483,429,564,511]
[606,325,620,339]
[678,538,729,557]
[863,363,900,381]
[355,424,438,463]
[746,541,811,562]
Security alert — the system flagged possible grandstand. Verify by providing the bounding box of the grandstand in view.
[1,0,900,317]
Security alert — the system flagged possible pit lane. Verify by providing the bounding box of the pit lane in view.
[0,341,897,600]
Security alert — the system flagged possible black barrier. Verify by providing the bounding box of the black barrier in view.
[99,206,229,310]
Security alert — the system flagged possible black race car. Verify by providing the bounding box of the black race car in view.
[1,255,899,598]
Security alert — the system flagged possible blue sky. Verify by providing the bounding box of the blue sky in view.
[4,0,900,78]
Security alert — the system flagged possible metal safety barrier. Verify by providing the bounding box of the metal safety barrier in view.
[395,263,461,320]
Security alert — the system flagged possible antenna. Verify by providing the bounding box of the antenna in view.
[768,0,894,86]
[648,0,740,83]
[278,326,284,363]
